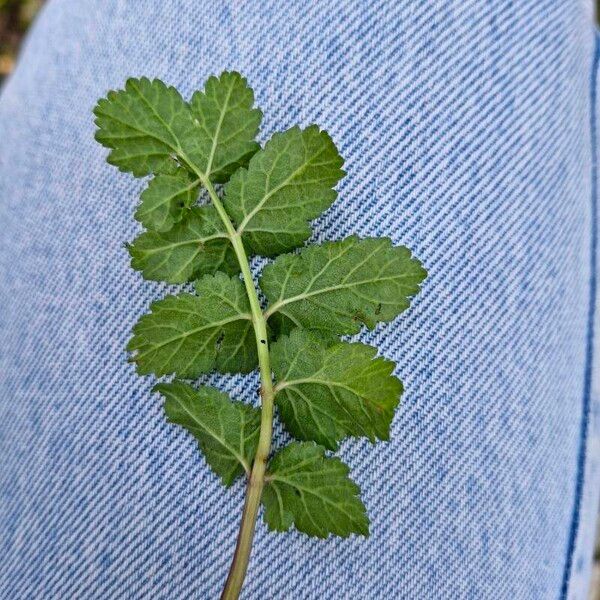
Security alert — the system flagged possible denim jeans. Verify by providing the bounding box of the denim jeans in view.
[0,1,599,598]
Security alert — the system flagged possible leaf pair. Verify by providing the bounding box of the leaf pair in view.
[128,236,425,378]
[94,71,426,541]
[160,380,369,538]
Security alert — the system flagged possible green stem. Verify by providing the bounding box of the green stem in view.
[200,178,275,600]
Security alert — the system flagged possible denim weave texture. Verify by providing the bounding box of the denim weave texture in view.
[0,1,599,598]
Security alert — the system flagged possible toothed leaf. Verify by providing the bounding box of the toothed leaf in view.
[262,442,369,538]
[93,77,195,177]
[94,73,261,182]
[158,380,261,486]
[262,236,426,336]
[128,273,256,377]
[272,329,402,450]
[189,71,262,182]
[135,170,200,231]
[96,72,429,547]
[128,207,237,283]
[223,125,345,256]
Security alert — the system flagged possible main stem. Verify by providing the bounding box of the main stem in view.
[201,178,275,600]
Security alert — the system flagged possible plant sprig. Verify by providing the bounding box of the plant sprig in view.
[94,71,426,599]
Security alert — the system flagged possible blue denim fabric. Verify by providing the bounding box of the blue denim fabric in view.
[0,1,599,598]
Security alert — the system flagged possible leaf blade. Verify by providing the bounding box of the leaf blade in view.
[93,77,195,177]
[262,442,369,538]
[272,329,402,450]
[128,206,237,283]
[262,236,427,336]
[189,71,262,182]
[127,273,256,377]
[94,73,261,183]
[158,380,261,486]
[135,170,200,231]
[223,125,345,255]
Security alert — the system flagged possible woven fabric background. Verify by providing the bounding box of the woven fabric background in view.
[0,1,599,598]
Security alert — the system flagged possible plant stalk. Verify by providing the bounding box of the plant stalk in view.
[200,177,275,600]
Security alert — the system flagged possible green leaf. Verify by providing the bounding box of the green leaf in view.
[94,72,261,182]
[272,329,402,450]
[262,442,369,538]
[97,73,429,552]
[135,169,200,231]
[157,380,260,486]
[262,236,427,336]
[223,125,345,256]
[127,273,256,377]
[93,77,195,177]
[189,71,262,182]
[128,206,238,283]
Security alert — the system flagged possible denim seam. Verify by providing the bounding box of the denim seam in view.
[560,28,600,600]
